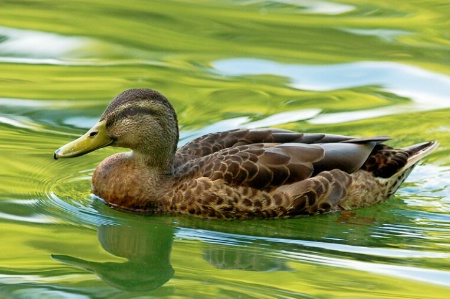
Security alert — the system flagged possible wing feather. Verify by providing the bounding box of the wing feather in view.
[174,128,392,193]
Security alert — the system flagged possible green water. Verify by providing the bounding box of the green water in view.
[1,0,450,298]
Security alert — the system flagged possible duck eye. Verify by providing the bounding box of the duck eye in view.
[124,107,139,117]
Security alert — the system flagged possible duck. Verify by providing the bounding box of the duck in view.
[54,88,438,219]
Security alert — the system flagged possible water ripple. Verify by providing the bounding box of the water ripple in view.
[181,227,449,257]
[250,0,354,15]
[45,163,119,227]
[211,58,450,124]
[284,251,450,287]
[0,26,161,66]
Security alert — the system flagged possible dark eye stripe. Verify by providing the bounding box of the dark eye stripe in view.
[117,107,153,120]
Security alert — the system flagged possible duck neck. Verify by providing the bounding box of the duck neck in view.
[131,149,175,175]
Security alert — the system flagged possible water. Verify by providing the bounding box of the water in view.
[1,1,450,298]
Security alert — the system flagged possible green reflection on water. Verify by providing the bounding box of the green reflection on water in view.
[0,0,450,298]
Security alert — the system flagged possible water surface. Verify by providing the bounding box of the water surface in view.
[1,1,449,298]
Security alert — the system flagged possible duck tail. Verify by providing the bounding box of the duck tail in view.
[401,141,439,171]
[361,141,438,179]
[377,141,438,200]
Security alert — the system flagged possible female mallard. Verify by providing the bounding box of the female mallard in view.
[54,89,438,219]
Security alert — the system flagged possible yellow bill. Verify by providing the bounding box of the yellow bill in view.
[54,120,112,159]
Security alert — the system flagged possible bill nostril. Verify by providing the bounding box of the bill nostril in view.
[89,131,98,137]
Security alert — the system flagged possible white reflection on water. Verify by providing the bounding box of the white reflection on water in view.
[0,26,159,66]
[339,28,411,42]
[212,58,450,124]
[284,251,450,286]
[178,227,450,259]
[0,26,88,58]
[0,115,38,130]
[252,0,354,15]
[0,97,103,131]
[0,211,54,224]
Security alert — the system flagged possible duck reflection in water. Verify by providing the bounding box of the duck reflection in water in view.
[203,245,291,272]
[52,222,291,292]
[52,224,174,292]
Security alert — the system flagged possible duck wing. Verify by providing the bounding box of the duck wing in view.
[174,136,386,190]
[174,128,387,167]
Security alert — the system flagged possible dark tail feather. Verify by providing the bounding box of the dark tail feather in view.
[362,141,438,178]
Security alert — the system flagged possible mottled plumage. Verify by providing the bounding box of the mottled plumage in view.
[54,88,438,219]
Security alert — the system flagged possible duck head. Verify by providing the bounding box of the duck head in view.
[54,89,179,170]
